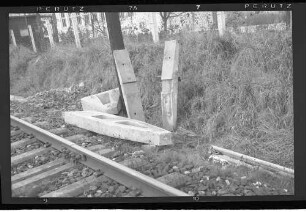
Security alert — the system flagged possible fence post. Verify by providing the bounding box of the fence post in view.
[10,29,17,47]
[46,20,55,47]
[27,25,37,52]
[217,11,226,37]
[71,13,81,48]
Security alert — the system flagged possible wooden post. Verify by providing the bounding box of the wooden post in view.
[113,50,145,121]
[105,12,126,116]
[151,12,159,43]
[71,13,81,48]
[45,20,55,47]
[161,40,179,131]
[217,11,226,37]
[10,30,17,47]
[27,25,37,52]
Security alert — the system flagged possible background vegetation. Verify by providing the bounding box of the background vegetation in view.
[10,28,293,168]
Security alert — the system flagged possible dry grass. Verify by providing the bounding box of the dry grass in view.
[9,29,293,168]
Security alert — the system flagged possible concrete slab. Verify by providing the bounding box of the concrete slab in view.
[81,88,121,114]
[63,111,172,146]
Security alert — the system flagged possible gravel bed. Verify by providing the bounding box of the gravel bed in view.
[78,176,141,198]
[178,167,291,196]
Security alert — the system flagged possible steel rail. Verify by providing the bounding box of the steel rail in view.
[211,145,294,178]
[11,116,188,197]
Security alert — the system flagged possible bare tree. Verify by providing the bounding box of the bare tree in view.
[159,12,185,33]
[94,13,108,37]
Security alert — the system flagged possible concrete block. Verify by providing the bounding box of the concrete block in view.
[81,88,121,114]
[63,111,172,146]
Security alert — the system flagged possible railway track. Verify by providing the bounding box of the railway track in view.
[10,115,188,197]
[10,110,294,197]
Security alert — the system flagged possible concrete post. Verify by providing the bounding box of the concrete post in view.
[161,40,180,131]
[71,13,81,48]
[217,11,226,37]
[151,12,159,43]
[45,20,55,47]
[27,25,37,52]
[10,29,17,47]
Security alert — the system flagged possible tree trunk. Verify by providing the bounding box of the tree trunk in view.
[163,17,168,33]
[35,13,45,52]
[91,13,95,38]
[51,13,59,43]
[191,12,195,31]
[212,12,218,30]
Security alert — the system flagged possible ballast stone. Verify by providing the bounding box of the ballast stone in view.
[81,88,121,114]
[63,111,173,146]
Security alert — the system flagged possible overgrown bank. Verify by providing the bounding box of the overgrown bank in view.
[10,30,293,168]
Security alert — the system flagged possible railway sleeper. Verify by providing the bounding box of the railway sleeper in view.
[12,163,74,197]
[41,175,106,197]
[11,138,37,151]
[12,158,67,184]
[11,147,51,166]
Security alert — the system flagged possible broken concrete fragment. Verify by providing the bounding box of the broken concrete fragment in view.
[63,111,172,146]
[81,88,121,114]
[10,95,27,103]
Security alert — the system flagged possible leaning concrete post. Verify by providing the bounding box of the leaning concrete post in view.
[45,20,55,47]
[217,11,226,37]
[71,13,81,48]
[161,40,179,131]
[27,25,37,52]
[113,49,145,122]
[10,30,17,47]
